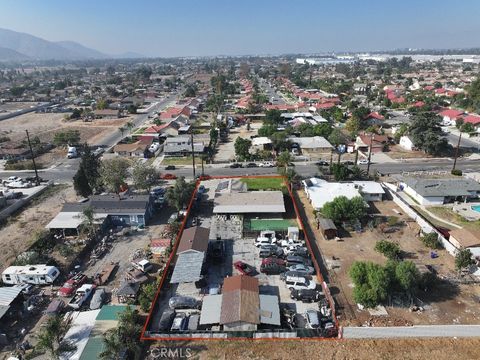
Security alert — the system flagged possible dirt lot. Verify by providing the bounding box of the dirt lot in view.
[149,338,480,360]
[0,184,76,271]
[296,191,480,326]
[0,112,134,144]
[215,122,260,162]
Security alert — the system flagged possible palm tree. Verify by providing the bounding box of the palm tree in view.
[36,315,75,360]
[118,126,126,137]
[126,121,134,133]
[277,150,292,169]
[80,205,97,237]
[99,329,123,360]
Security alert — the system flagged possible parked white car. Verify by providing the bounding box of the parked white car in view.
[259,162,274,167]
[357,159,369,165]
[7,180,32,189]
[285,275,317,291]
[255,236,277,247]
[279,239,305,248]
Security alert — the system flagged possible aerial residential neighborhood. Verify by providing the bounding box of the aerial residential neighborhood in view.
[1,1,480,359]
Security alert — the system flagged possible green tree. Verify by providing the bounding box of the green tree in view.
[330,163,349,181]
[234,137,251,161]
[73,145,101,196]
[320,196,367,223]
[350,261,389,308]
[374,240,401,260]
[100,158,130,193]
[96,99,108,110]
[36,315,76,359]
[278,166,298,185]
[277,150,292,168]
[409,112,448,155]
[264,109,283,124]
[73,166,92,197]
[131,160,157,191]
[138,281,158,312]
[127,105,137,114]
[100,306,142,359]
[395,260,419,294]
[420,232,441,249]
[166,176,196,211]
[455,248,475,270]
[328,128,346,146]
[345,117,361,135]
[79,205,97,237]
[99,329,123,360]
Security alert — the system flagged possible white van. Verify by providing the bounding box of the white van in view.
[67,146,78,159]
[285,275,316,291]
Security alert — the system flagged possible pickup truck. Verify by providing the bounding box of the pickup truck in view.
[132,259,153,273]
[59,273,88,297]
[68,284,94,309]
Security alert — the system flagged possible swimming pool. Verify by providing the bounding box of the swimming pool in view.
[472,205,480,213]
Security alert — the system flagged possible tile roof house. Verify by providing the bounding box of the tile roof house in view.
[364,112,385,126]
[463,115,480,127]
[439,109,464,125]
[449,229,480,257]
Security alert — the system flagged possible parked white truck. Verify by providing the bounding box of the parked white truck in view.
[68,284,94,309]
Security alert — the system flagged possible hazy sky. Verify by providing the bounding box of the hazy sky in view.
[1,0,479,57]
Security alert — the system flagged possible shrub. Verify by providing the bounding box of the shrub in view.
[455,248,475,270]
[451,169,463,176]
[387,216,399,226]
[374,240,401,260]
[420,232,441,249]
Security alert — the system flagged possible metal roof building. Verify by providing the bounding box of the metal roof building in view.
[170,252,205,284]
[213,191,285,214]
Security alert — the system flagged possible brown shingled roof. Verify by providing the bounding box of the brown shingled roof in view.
[177,226,210,253]
[220,289,260,325]
[223,275,259,293]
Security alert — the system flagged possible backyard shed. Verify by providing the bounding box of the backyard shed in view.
[317,218,337,239]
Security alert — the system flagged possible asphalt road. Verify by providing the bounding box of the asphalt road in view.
[7,157,479,184]
[447,132,480,150]
[259,78,286,105]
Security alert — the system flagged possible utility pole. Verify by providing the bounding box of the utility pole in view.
[452,131,462,172]
[367,133,374,176]
[201,155,205,177]
[25,130,40,186]
[190,131,196,179]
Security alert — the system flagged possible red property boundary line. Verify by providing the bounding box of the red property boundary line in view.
[140,175,341,342]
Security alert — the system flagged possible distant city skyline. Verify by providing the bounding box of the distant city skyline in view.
[1,0,479,57]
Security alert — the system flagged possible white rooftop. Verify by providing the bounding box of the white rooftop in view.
[303,178,361,209]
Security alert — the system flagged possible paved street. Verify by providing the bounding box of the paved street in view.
[3,157,480,183]
[343,325,480,338]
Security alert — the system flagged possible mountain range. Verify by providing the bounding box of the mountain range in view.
[0,28,145,61]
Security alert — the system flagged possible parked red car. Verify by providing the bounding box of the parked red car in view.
[261,257,286,266]
[58,273,88,297]
[160,173,177,180]
[234,261,256,276]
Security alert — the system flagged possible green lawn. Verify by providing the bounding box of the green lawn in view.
[240,177,285,191]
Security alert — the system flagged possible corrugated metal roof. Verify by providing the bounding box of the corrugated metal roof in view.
[213,191,285,214]
[199,294,222,325]
[170,252,205,284]
[0,286,23,306]
[0,305,10,320]
[259,295,281,325]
